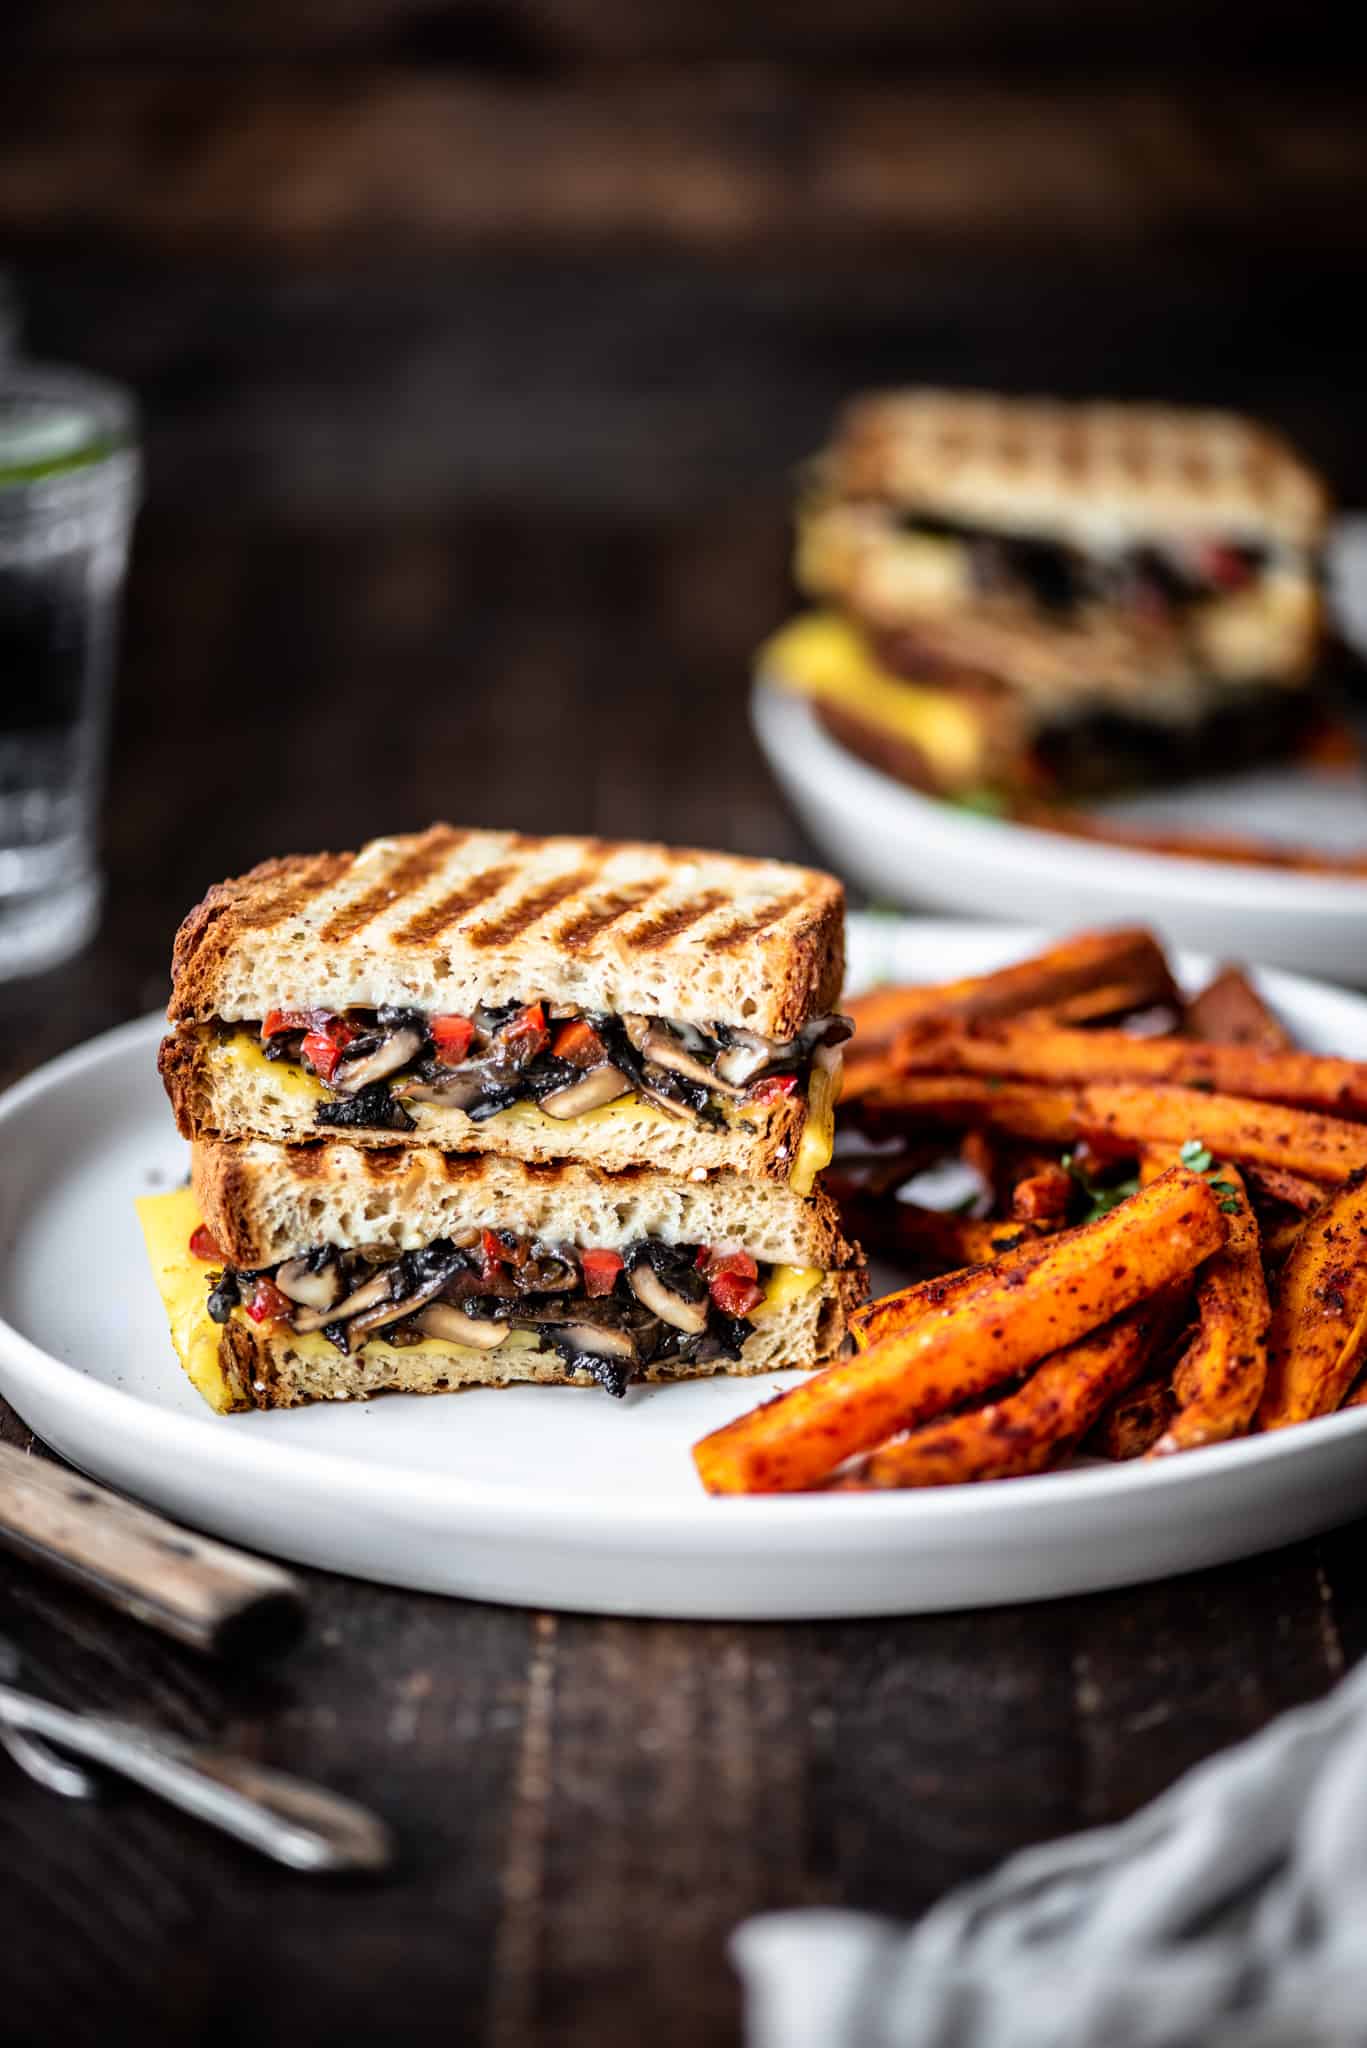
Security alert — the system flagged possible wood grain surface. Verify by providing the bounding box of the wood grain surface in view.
[3,6,1367,2043]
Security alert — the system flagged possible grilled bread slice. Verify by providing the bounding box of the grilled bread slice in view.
[162,826,847,1183]
[812,389,1330,553]
[167,826,843,1038]
[191,1137,859,1273]
[137,1156,865,1413]
[790,390,1328,734]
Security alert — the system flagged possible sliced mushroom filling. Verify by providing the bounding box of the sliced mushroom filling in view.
[227,1000,853,1133]
[203,1229,774,1398]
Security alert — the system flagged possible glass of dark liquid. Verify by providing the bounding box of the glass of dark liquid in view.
[0,365,139,977]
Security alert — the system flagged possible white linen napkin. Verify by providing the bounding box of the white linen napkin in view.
[733,1656,1367,2048]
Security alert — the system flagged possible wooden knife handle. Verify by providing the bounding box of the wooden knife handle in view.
[0,1440,305,1659]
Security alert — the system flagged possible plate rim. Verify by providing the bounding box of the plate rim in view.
[752,678,1367,914]
[5,931,1367,1548]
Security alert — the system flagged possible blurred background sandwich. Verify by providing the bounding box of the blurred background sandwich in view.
[765,390,1335,802]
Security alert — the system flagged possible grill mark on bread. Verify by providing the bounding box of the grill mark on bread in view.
[709,893,806,952]
[319,830,469,943]
[556,883,661,951]
[624,890,728,951]
[391,864,519,945]
[465,864,604,948]
[235,853,356,931]
[165,828,846,1039]
[284,1145,325,1179]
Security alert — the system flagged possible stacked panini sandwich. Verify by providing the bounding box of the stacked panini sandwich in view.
[764,388,1331,800]
[141,825,865,1412]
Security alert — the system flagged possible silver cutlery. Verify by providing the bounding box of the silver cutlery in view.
[0,1640,393,1872]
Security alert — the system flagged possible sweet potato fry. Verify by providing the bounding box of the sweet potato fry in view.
[1241,1163,1327,1215]
[1184,967,1296,1052]
[861,1077,1367,1184]
[1011,1162,1073,1224]
[1260,1215,1307,1266]
[1045,981,1182,1029]
[836,1197,1039,1275]
[849,1218,1068,1351]
[1341,1372,1367,1411]
[841,927,1175,1057]
[834,1294,1178,1490]
[893,1018,1367,1124]
[692,1166,1225,1495]
[1088,1373,1178,1461]
[837,1048,903,1105]
[1151,1170,1269,1454]
[1258,1171,1367,1428]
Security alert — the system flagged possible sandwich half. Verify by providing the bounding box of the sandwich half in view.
[138,1140,866,1413]
[160,827,849,1191]
[770,389,1331,799]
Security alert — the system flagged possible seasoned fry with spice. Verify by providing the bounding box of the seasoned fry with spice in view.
[835,1295,1177,1490]
[1089,1373,1179,1461]
[892,1018,1367,1124]
[1258,1172,1367,1428]
[692,1167,1225,1495]
[1153,1169,1269,1454]
[861,1077,1367,1184]
[834,1197,1039,1276]
[842,928,1175,1057]
[1185,967,1295,1052]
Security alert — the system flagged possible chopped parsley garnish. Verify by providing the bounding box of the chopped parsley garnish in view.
[1061,1149,1140,1223]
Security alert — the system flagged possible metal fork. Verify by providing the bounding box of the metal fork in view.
[0,1640,392,1872]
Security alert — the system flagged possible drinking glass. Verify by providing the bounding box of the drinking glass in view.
[0,364,140,977]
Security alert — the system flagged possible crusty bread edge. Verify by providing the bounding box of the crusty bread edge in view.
[165,829,846,1039]
[190,1135,860,1274]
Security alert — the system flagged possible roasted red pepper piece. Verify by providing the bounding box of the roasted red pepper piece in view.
[429,1013,475,1064]
[580,1248,625,1296]
[501,1002,550,1060]
[551,1017,606,1068]
[709,1270,765,1318]
[301,1016,359,1082]
[704,1248,762,1316]
[246,1277,293,1325]
[750,1073,799,1104]
[188,1223,224,1262]
[261,1007,312,1040]
[1197,542,1258,592]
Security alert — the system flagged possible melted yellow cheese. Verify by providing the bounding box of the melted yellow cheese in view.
[137,1190,545,1415]
[755,1263,821,1316]
[760,612,986,787]
[491,1094,684,1138]
[136,1187,242,1412]
[213,1030,326,1102]
[789,1052,838,1197]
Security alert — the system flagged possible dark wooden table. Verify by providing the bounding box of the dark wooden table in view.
[6,5,1367,2041]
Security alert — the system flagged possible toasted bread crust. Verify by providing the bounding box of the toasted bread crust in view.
[167,826,845,1040]
[818,390,1331,550]
[159,1025,812,1182]
[215,1264,865,1410]
[190,1135,859,1273]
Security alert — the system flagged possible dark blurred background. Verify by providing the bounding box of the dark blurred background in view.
[3,1,1366,1012]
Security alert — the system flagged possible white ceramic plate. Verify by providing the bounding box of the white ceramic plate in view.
[4,917,1367,1620]
[753,521,1367,983]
